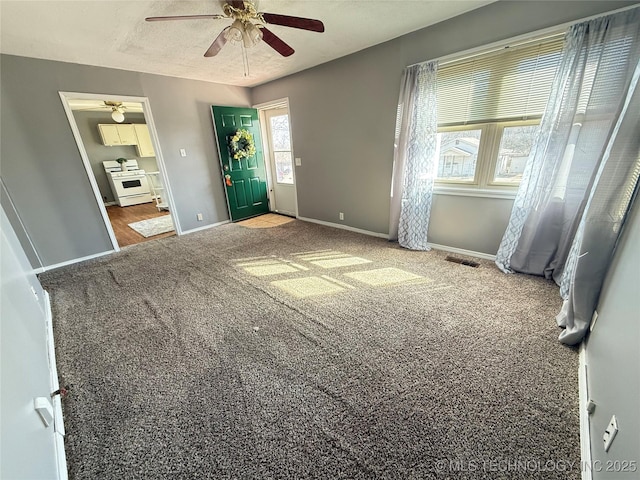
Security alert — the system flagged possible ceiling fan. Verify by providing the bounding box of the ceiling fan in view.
[145,0,325,58]
[74,101,128,123]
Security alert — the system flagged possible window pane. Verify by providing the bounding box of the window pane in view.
[437,129,482,182]
[275,151,294,184]
[493,125,538,183]
[270,115,291,151]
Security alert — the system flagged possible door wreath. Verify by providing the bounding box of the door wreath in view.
[228,129,257,160]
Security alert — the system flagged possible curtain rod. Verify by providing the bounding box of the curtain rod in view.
[406,3,640,69]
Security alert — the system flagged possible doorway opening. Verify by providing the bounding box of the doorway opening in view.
[59,92,179,250]
[256,99,298,218]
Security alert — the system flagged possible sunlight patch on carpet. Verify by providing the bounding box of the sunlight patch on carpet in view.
[244,264,302,276]
[294,250,350,261]
[271,276,346,298]
[345,267,424,286]
[236,257,309,276]
[310,256,372,269]
[236,258,283,267]
[321,275,356,289]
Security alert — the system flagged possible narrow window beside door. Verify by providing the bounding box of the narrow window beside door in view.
[269,114,294,184]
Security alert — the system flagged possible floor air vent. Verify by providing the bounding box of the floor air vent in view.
[445,255,480,268]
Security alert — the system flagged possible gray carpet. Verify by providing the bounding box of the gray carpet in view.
[40,220,580,479]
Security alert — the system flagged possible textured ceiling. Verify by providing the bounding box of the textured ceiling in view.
[0,0,494,87]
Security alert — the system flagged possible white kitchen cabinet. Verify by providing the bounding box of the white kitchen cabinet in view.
[98,124,121,145]
[98,124,138,146]
[133,124,156,157]
[117,124,138,145]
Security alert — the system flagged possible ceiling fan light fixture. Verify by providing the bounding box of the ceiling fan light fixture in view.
[243,22,263,48]
[111,108,125,123]
[225,19,245,44]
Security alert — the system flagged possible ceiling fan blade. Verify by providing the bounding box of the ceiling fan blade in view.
[261,13,324,32]
[204,27,229,57]
[260,27,295,57]
[228,1,246,9]
[145,14,225,22]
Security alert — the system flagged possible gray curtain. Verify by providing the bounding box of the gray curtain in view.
[495,7,640,344]
[389,62,438,250]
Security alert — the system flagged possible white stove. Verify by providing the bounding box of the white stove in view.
[103,160,153,207]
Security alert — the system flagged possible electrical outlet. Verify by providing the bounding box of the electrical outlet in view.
[295,157,302,166]
[339,212,344,221]
[603,415,618,452]
[196,213,203,221]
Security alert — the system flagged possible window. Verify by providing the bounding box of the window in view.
[436,128,482,183]
[493,124,539,184]
[269,114,294,184]
[434,35,563,188]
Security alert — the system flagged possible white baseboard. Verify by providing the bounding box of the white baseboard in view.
[40,250,115,273]
[426,243,496,261]
[181,219,230,235]
[38,219,229,272]
[579,343,592,480]
[103,201,118,207]
[43,291,68,480]
[297,216,389,239]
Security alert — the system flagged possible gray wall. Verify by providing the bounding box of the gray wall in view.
[251,0,635,254]
[72,111,156,204]
[0,54,250,267]
[1,207,60,478]
[585,197,640,478]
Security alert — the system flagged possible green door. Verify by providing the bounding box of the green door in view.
[212,106,269,221]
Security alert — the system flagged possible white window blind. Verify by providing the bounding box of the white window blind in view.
[437,36,564,126]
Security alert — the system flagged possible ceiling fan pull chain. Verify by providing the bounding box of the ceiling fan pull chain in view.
[242,44,250,77]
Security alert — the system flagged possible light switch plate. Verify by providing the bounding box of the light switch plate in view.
[295,157,301,166]
[180,148,187,157]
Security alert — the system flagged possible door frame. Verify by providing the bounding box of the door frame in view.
[58,91,181,252]
[254,98,299,218]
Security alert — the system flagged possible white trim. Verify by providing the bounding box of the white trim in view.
[297,216,389,239]
[58,92,120,251]
[252,97,290,110]
[579,343,593,480]
[58,92,182,248]
[434,186,517,200]
[44,291,68,480]
[181,219,230,234]
[256,108,276,212]
[426,243,496,261]
[41,250,114,272]
[260,101,300,218]
[39,216,222,270]
[139,99,182,236]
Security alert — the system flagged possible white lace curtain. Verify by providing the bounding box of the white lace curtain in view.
[495,8,640,344]
[389,62,438,250]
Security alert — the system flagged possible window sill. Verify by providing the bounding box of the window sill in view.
[433,185,517,200]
